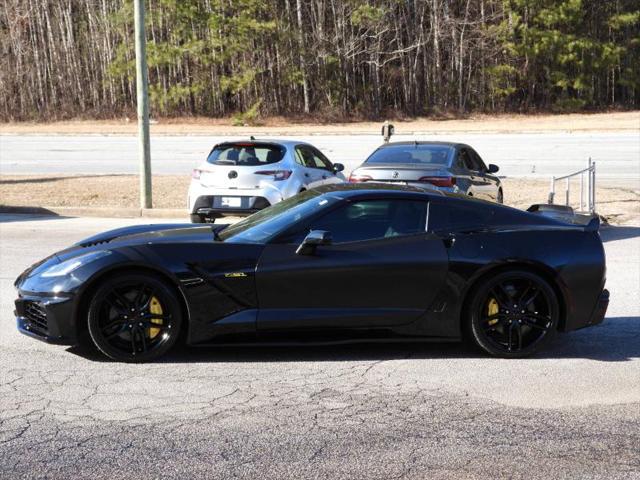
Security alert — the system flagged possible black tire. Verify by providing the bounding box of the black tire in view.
[190,213,205,223]
[467,270,559,358]
[87,273,183,362]
[497,188,504,204]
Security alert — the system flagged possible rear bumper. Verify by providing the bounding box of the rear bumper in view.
[192,195,271,217]
[585,289,609,328]
[188,182,286,217]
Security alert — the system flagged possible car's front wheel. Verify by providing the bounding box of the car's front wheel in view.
[467,270,559,358]
[87,273,183,362]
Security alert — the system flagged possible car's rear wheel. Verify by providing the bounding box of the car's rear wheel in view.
[190,213,205,223]
[467,270,559,358]
[87,273,183,362]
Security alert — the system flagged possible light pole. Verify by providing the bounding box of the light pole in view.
[134,0,152,209]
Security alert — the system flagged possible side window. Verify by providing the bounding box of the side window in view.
[470,149,487,172]
[294,146,312,167]
[458,149,475,171]
[309,147,333,170]
[309,200,429,244]
[296,145,332,170]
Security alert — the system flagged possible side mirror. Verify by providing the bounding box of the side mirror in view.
[333,163,345,173]
[488,164,499,173]
[296,230,332,256]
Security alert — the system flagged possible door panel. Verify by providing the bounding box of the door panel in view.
[255,234,448,334]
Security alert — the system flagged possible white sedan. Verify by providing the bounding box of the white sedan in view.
[188,139,346,222]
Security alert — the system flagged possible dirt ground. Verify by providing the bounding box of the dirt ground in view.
[1,175,638,224]
[1,111,638,135]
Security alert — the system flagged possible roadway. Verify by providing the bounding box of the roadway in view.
[0,214,639,479]
[1,132,639,186]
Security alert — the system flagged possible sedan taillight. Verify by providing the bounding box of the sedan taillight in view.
[255,170,292,181]
[418,176,456,187]
[192,169,202,180]
[348,173,373,183]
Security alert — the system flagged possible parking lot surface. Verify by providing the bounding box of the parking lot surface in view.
[1,214,639,479]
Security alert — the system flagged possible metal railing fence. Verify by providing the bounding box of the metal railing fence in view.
[548,158,596,214]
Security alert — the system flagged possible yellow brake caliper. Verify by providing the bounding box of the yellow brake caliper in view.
[487,298,499,326]
[149,296,163,339]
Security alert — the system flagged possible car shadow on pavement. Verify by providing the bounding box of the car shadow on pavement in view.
[599,225,640,242]
[542,316,640,362]
[67,316,639,363]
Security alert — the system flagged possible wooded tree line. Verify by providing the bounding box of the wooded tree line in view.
[1,0,638,121]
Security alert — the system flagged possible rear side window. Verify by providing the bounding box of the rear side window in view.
[365,145,453,166]
[207,143,285,166]
[428,200,494,233]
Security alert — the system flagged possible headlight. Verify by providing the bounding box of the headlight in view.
[41,251,111,277]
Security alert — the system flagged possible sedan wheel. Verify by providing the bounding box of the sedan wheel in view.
[87,273,182,362]
[468,270,559,358]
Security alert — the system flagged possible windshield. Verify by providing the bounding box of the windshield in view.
[218,190,337,244]
[207,143,285,166]
[366,144,453,166]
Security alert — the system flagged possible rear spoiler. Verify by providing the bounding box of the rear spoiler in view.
[527,204,600,232]
[584,216,600,232]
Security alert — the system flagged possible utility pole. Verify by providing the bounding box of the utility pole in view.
[134,0,152,208]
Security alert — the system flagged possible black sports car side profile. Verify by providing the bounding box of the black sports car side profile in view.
[14,184,609,362]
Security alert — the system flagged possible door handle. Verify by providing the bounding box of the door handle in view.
[304,173,309,177]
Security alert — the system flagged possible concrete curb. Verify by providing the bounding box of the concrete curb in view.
[0,205,187,219]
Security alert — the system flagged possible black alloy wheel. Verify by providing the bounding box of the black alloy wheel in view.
[87,273,182,362]
[468,270,559,358]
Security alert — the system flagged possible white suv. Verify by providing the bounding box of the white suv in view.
[188,139,346,222]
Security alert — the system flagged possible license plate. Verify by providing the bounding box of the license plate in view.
[221,197,241,208]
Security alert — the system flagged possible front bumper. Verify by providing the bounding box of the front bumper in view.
[14,292,78,345]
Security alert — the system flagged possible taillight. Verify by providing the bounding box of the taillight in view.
[192,169,202,180]
[348,173,373,183]
[418,176,456,187]
[255,170,292,181]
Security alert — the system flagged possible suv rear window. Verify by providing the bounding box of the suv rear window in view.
[207,143,285,166]
[366,144,453,166]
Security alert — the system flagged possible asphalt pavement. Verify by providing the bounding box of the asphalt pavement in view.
[1,132,639,185]
[0,214,639,479]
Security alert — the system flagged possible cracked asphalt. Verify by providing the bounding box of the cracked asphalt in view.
[1,214,639,479]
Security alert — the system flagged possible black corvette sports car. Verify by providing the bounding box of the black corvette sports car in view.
[14,184,609,362]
